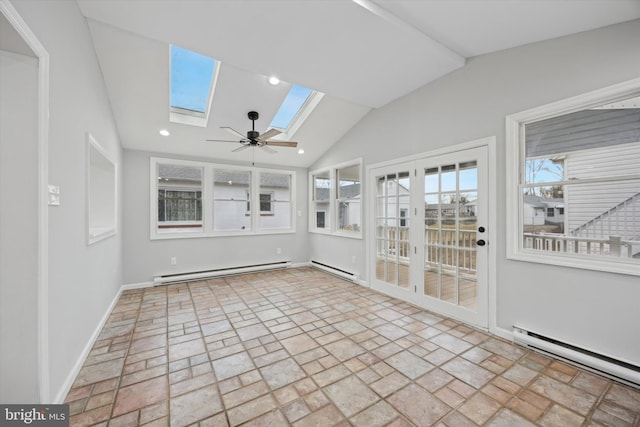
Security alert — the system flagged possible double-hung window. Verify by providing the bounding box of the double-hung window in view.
[312,171,330,230]
[259,173,291,230]
[156,163,203,233]
[309,159,362,237]
[506,79,640,275]
[151,158,295,239]
[213,169,251,232]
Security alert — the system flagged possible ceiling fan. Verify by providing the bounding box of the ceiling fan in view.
[207,111,298,154]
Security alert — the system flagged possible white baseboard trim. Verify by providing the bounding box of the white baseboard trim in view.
[291,262,311,269]
[490,325,514,342]
[356,278,369,288]
[121,281,154,291]
[53,286,123,404]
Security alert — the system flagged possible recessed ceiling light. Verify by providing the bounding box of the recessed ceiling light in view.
[267,76,280,86]
[159,129,170,136]
[298,148,305,154]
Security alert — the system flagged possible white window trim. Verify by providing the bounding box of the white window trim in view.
[150,157,295,240]
[505,77,640,276]
[309,158,362,239]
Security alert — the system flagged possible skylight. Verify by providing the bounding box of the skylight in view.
[270,85,314,130]
[170,45,217,117]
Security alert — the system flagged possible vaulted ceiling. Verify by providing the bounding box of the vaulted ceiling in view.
[77,0,640,167]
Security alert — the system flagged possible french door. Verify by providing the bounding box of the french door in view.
[370,146,489,328]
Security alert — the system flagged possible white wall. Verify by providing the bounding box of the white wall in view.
[310,19,640,365]
[123,149,309,284]
[0,49,39,403]
[10,0,123,401]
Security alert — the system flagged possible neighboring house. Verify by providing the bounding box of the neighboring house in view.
[314,183,362,231]
[337,183,361,231]
[158,165,292,231]
[523,195,564,227]
[564,141,640,242]
[525,108,640,256]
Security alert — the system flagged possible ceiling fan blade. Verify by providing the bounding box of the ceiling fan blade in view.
[257,128,281,141]
[260,145,277,154]
[206,139,244,143]
[221,126,246,139]
[264,140,298,148]
[232,144,251,152]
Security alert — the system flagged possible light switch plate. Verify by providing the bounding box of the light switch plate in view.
[48,185,60,206]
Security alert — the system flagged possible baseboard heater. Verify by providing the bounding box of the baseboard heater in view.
[310,260,358,283]
[153,261,291,285]
[513,326,640,388]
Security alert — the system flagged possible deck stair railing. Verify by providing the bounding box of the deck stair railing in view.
[570,192,639,239]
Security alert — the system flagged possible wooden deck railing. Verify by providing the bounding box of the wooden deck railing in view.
[524,233,639,258]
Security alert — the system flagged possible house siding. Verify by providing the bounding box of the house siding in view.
[565,141,640,239]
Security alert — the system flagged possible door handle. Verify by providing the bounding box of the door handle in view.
[477,239,486,246]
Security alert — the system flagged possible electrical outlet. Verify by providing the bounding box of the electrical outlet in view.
[171,257,177,265]
[277,248,282,255]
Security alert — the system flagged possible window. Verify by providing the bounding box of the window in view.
[337,164,361,232]
[259,173,291,230]
[312,171,330,230]
[506,79,640,275]
[270,84,324,138]
[400,208,408,227]
[156,163,203,233]
[246,192,274,215]
[271,85,313,129]
[316,211,326,229]
[151,158,295,239]
[169,45,220,127]
[309,159,362,237]
[214,169,251,232]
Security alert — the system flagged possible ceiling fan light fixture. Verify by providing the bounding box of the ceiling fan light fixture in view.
[267,76,280,86]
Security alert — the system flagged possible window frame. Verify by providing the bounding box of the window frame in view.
[505,78,640,276]
[309,158,362,238]
[150,157,295,239]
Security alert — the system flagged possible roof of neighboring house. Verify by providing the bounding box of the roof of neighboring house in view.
[315,183,361,200]
[524,195,564,208]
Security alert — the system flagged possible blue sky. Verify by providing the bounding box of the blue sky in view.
[170,45,216,113]
[271,85,313,129]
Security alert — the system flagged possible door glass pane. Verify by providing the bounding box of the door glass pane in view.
[375,170,410,289]
[423,162,477,311]
[441,164,457,192]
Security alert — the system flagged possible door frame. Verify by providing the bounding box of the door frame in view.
[0,0,50,402]
[366,137,497,331]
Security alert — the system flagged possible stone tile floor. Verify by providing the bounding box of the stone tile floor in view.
[65,267,640,426]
